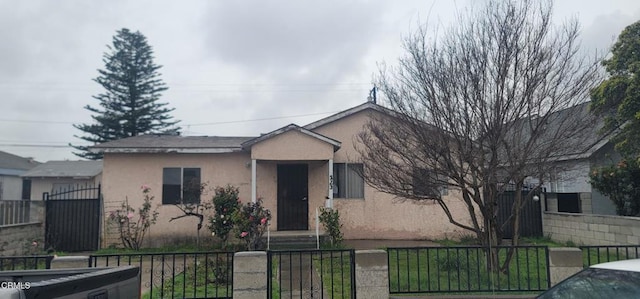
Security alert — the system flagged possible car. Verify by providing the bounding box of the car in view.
[537,258,640,298]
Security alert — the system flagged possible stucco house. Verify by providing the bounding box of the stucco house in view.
[91,102,471,246]
[0,151,39,200]
[534,103,618,215]
[21,161,102,200]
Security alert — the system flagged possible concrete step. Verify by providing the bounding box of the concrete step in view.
[264,231,327,250]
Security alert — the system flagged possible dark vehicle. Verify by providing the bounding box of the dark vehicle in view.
[537,259,640,298]
[0,266,140,299]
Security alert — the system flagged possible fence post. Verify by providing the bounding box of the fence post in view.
[233,251,268,299]
[548,247,583,286]
[355,250,388,299]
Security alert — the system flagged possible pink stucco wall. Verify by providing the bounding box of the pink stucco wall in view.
[312,110,472,239]
[101,152,252,246]
[251,130,335,160]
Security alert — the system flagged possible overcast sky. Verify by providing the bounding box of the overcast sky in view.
[1,0,639,162]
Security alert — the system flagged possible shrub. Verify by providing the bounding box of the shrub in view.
[319,207,343,247]
[108,185,159,250]
[232,199,271,251]
[208,186,241,246]
[590,159,640,216]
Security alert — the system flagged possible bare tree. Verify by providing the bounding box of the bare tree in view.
[358,0,601,272]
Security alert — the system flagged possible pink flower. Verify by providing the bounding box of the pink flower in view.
[260,218,267,225]
[32,241,38,247]
[240,231,248,238]
[127,212,134,219]
[140,185,151,192]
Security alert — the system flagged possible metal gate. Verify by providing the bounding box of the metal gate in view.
[497,190,543,239]
[44,184,101,252]
[268,249,356,298]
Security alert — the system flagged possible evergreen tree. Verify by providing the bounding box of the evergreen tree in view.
[72,28,180,160]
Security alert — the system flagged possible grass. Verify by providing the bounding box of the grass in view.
[388,246,549,294]
[142,255,232,299]
[269,250,354,299]
[581,245,640,267]
[316,252,354,299]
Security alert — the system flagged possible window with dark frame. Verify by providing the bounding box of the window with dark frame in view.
[162,167,201,205]
[333,163,364,199]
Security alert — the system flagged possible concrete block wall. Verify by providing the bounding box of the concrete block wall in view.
[544,212,640,245]
[0,222,44,255]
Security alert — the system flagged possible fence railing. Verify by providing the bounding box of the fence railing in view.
[580,245,640,267]
[89,251,234,299]
[388,245,550,294]
[267,249,356,299]
[0,255,52,270]
[0,200,31,226]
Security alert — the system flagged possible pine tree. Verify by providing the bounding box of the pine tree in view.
[71,28,180,160]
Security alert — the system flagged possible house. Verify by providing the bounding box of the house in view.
[20,161,102,200]
[91,102,472,246]
[0,151,39,200]
[532,103,618,215]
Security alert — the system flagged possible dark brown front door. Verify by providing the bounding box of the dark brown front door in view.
[277,164,309,230]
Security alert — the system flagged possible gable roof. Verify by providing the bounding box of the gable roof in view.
[90,135,255,154]
[304,102,393,130]
[21,161,102,179]
[0,151,40,176]
[241,124,341,151]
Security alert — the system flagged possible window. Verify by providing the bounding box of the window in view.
[413,168,448,198]
[333,163,364,198]
[21,179,31,200]
[162,168,201,205]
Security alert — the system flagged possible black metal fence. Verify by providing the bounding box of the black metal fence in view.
[0,255,52,271]
[89,251,234,299]
[388,246,550,294]
[0,200,31,226]
[581,245,640,267]
[267,249,356,299]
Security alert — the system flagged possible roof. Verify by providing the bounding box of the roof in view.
[591,258,640,272]
[241,124,341,151]
[90,135,255,154]
[21,161,103,179]
[538,102,612,161]
[304,102,393,130]
[0,151,40,176]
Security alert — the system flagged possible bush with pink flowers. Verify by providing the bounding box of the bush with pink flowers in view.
[231,199,271,251]
[108,185,159,250]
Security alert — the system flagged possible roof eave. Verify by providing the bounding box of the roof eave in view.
[93,148,246,154]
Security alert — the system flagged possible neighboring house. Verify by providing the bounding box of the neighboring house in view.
[0,151,39,200]
[21,161,102,200]
[531,103,618,215]
[91,102,471,246]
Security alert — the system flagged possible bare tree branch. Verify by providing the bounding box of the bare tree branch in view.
[357,0,602,273]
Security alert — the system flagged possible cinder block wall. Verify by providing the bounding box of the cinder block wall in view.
[0,202,45,255]
[0,222,44,255]
[544,212,640,245]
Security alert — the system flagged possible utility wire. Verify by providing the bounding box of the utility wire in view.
[0,110,340,127]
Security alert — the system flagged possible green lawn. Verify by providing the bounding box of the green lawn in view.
[388,246,549,294]
[142,255,232,299]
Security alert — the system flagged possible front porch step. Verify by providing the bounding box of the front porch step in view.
[264,230,328,250]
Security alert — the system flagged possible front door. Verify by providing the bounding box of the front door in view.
[277,164,309,230]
